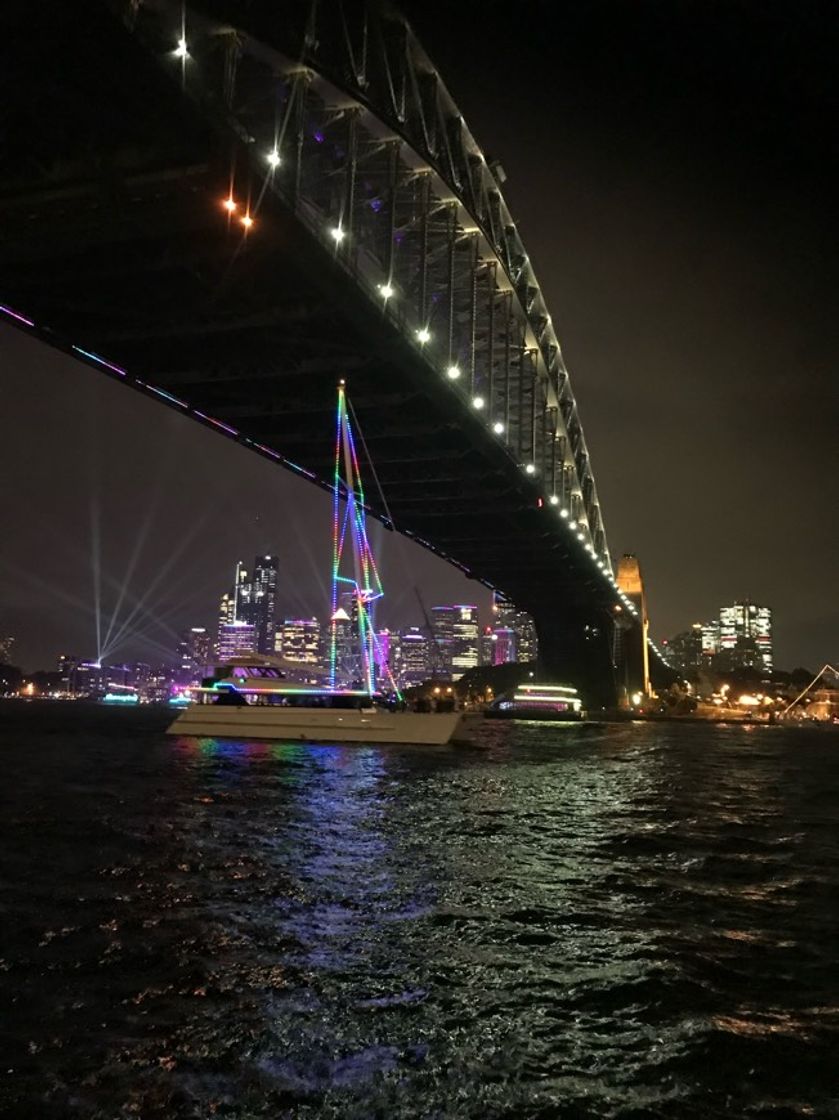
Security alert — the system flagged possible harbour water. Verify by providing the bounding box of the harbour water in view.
[1,701,837,1118]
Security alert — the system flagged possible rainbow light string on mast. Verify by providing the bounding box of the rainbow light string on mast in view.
[328,381,401,697]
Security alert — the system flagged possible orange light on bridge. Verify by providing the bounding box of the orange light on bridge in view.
[222,197,237,213]
[240,214,254,230]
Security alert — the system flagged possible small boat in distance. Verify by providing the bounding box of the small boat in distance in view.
[485,683,584,722]
[167,382,479,747]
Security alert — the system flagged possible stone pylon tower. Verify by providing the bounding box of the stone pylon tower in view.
[615,554,651,703]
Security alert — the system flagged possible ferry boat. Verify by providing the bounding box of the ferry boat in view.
[167,382,479,747]
[485,682,584,721]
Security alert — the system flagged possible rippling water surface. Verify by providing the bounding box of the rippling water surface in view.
[1,701,838,1119]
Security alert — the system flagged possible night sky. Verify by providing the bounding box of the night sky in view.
[1,0,836,671]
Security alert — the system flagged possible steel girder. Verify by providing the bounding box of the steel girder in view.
[0,0,662,691]
[99,0,613,570]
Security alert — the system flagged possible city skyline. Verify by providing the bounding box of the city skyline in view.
[1,0,835,673]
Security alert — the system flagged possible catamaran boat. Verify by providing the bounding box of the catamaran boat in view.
[167,382,480,747]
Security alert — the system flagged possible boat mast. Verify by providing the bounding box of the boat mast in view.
[329,381,394,694]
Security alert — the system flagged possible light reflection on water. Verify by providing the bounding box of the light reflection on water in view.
[1,703,838,1118]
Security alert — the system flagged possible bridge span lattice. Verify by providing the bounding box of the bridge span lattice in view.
[0,0,671,701]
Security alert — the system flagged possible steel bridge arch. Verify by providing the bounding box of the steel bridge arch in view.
[116,0,614,577]
[2,0,680,698]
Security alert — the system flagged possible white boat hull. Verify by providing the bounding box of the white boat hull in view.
[167,704,481,746]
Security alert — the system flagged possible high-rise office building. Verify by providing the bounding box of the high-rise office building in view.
[479,626,494,667]
[396,627,430,688]
[492,626,517,666]
[216,590,236,656]
[278,617,322,673]
[718,601,773,672]
[662,624,704,675]
[245,555,279,655]
[217,620,256,661]
[492,595,538,663]
[452,605,479,679]
[177,627,210,684]
[374,628,400,686]
[217,556,279,656]
[701,621,720,659]
[431,605,479,680]
[329,605,357,687]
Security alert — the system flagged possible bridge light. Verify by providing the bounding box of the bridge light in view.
[378,283,394,299]
[240,213,254,230]
[569,519,576,529]
[549,495,559,505]
[330,225,346,244]
[266,149,281,169]
[492,420,505,435]
[416,327,431,344]
[576,532,584,541]
[472,396,485,409]
[560,507,569,518]
[222,196,237,213]
[174,37,189,59]
[524,463,536,475]
[446,364,461,380]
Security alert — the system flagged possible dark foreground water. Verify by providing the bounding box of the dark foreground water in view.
[1,703,838,1119]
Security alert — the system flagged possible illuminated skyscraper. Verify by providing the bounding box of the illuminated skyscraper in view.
[247,555,279,654]
[492,594,538,663]
[701,621,720,659]
[718,601,773,672]
[492,627,517,665]
[217,620,256,661]
[278,617,322,675]
[217,556,279,656]
[431,605,479,680]
[396,627,430,687]
[330,605,357,687]
[662,624,704,675]
[177,626,210,684]
[374,629,399,682]
[216,583,237,657]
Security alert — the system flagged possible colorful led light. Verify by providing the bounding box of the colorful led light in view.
[328,382,401,698]
[0,304,34,327]
[148,385,188,408]
[194,411,239,437]
[71,346,127,376]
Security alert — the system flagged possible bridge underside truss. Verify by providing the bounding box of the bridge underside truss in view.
[0,0,668,699]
